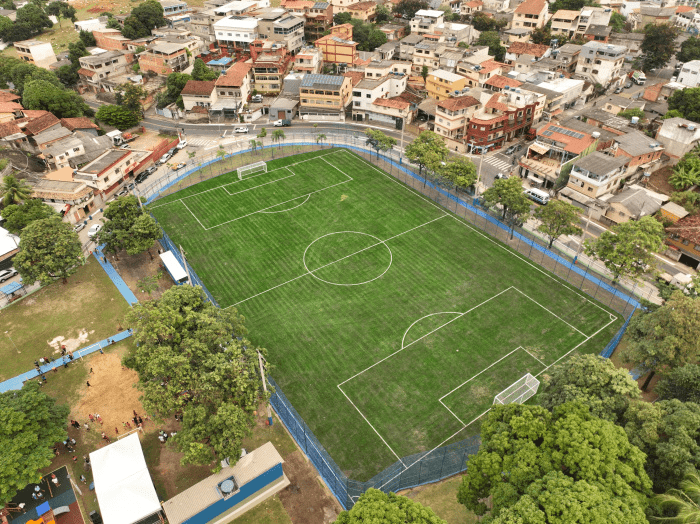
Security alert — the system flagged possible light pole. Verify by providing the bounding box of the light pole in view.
[5,330,19,353]
[573,205,593,265]
[469,140,485,198]
[257,350,273,426]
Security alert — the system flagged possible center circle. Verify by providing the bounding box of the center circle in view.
[302,231,393,286]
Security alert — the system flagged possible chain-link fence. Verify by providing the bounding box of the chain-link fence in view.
[143,132,643,509]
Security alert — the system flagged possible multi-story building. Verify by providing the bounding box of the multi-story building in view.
[378,24,407,41]
[31,168,98,225]
[214,15,259,50]
[411,42,445,74]
[280,0,332,41]
[456,57,503,88]
[314,32,358,65]
[211,61,253,121]
[77,51,131,92]
[181,80,218,111]
[512,0,548,33]
[434,94,481,140]
[188,9,222,42]
[460,0,483,15]
[351,74,407,121]
[364,59,412,78]
[565,151,629,199]
[518,122,597,189]
[256,11,305,53]
[551,43,581,74]
[550,9,579,37]
[139,42,189,75]
[74,149,145,198]
[159,0,191,18]
[656,117,700,159]
[92,29,133,51]
[665,214,700,269]
[252,53,289,94]
[346,1,376,21]
[410,9,445,35]
[573,7,612,39]
[426,69,470,100]
[612,130,664,174]
[504,42,551,64]
[677,59,700,87]
[574,41,626,88]
[13,40,56,69]
[293,47,323,73]
[299,73,352,117]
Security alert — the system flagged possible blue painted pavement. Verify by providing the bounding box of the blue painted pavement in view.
[93,246,139,305]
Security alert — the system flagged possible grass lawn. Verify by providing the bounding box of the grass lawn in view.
[0,257,132,381]
[150,148,622,481]
[400,475,477,524]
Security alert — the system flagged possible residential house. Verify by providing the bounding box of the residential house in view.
[74,17,107,32]
[660,202,688,224]
[188,8,222,42]
[314,32,358,65]
[612,130,664,174]
[379,24,407,41]
[482,0,509,10]
[368,96,414,127]
[574,7,612,39]
[41,135,87,169]
[434,94,481,140]
[592,93,645,115]
[0,102,23,123]
[255,10,305,53]
[639,4,676,25]
[460,0,483,15]
[656,117,700,159]
[673,8,700,33]
[426,69,469,100]
[456,57,504,88]
[608,32,644,61]
[505,42,551,64]
[512,0,548,34]
[411,42,445,74]
[78,51,131,93]
[551,10,579,37]
[351,74,407,121]
[279,0,332,41]
[93,29,133,51]
[677,59,700,87]
[181,80,218,111]
[398,34,423,60]
[159,0,191,18]
[31,167,98,224]
[345,1,376,21]
[364,59,412,78]
[13,40,57,69]
[665,214,700,268]
[0,121,28,150]
[214,15,259,50]
[483,74,523,92]
[565,151,629,199]
[211,61,253,121]
[550,43,581,74]
[74,149,146,199]
[139,42,189,75]
[410,10,445,35]
[518,122,597,188]
[214,0,269,16]
[574,41,626,88]
[601,186,663,224]
[293,47,323,73]
[252,52,289,94]
[299,73,352,117]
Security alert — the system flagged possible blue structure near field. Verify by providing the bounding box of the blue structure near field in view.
[162,442,290,524]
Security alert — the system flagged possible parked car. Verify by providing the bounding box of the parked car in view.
[176,140,187,149]
[614,86,622,93]
[135,172,149,184]
[145,166,157,175]
[127,182,135,191]
[117,186,129,196]
[73,222,86,233]
[251,94,263,103]
[0,267,17,282]
[515,144,522,152]
[234,127,249,133]
[120,144,130,149]
[273,119,291,127]
[157,152,172,165]
[625,82,633,89]
[495,173,508,180]
[172,162,186,170]
[504,146,517,155]
[87,224,102,239]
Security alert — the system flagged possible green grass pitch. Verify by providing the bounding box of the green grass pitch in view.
[150,148,622,481]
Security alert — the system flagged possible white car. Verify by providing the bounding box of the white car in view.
[88,224,102,239]
[0,267,18,282]
[176,140,187,149]
[234,127,249,133]
[73,222,86,233]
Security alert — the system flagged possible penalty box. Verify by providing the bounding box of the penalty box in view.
[338,287,588,458]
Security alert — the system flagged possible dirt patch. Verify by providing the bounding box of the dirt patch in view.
[72,350,147,436]
[48,330,93,354]
[647,166,675,197]
[110,249,174,301]
[278,451,342,524]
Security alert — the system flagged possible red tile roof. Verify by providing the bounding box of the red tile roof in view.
[438,95,480,111]
[397,91,422,104]
[478,60,502,74]
[190,105,209,114]
[344,71,365,86]
[0,121,23,138]
[21,110,50,118]
[643,82,664,102]
[515,0,546,15]
[0,91,21,103]
[215,62,252,87]
[78,68,96,77]
[537,122,595,154]
[24,112,60,136]
[676,5,695,12]
[485,93,509,112]
[484,74,523,88]
[507,41,550,58]
[181,80,216,96]
[667,214,700,244]
[373,96,409,109]
[348,0,376,10]
[0,102,23,113]
[60,117,98,131]
[464,0,483,6]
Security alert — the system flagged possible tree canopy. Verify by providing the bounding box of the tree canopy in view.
[98,196,161,259]
[537,354,641,424]
[393,0,428,19]
[365,129,397,158]
[121,0,167,39]
[156,72,192,109]
[96,104,141,130]
[14,218,84,285]
[656,364,700,404]
[0,175,32,207]
[534,199,582,249]
[476,31,505,62]
[678,37,700,63]
[349,19,387,51]
[125,286,267,466]
[191,58,219,81]
[457,403,652,522]
[0,381,69,507]
[669,87,700,124]
[584,215,665,282]
[2,199,60,235]
[469,11,507,32]
[641,23,680,72]
[481,176,531,237]
[405,131,449,175]
[335,489,446,524]
[23,79,89,118]
[653,468,700,523]
[46,1,76,27]
[624,399,700,493]
[549,0,598,11]
[115,83,147,113]
[610,11,626,32]
[436,157,477,192]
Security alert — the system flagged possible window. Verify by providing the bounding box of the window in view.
[366,94,371,98]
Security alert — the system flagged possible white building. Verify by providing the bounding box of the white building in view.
[13,40,56,69]
[410,9,445,35]
[214,0,269,15]
[535,76,585,107]
[351,75,407,121]
[678,60,700,88]
[74,18,107,33]
[214,16,259,49]
[575,41,626,88]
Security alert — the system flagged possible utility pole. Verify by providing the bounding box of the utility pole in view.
[257,350,273,426]
[470,141,485,198]
[573,205,593,265]
[179,244,192,285]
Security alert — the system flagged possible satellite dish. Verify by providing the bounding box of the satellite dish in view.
[220,480,235,494]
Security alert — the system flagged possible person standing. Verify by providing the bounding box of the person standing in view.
[51,474,60,487]
[80,475,87,484]
[86,381,91,387]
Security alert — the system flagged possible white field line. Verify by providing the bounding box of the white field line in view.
[511,287,589,338]
[148,149,341,210]
[522,347,546,366]
[223,167,297,196]
[401,312,462,349]
[344,149,615,325]
[226,214,448,308]
[336,385,406,467]
[260,194,310,214]
[338,287,513,387]
[181,200,205,229]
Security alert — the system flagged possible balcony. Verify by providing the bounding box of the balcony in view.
[518,156,560,181]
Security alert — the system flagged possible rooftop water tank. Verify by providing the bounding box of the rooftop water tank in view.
[631,116,639,125]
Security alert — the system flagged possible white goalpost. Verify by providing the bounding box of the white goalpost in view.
[237,161,267,180]
[494,373,540,406]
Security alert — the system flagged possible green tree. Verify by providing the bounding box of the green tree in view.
[610,11,626,32]
[336,489,446,524]
[349,19,387,51]
[534,199,582,248]
[653,469,700,523]
[257,127,267,139]
[618,107,645,120]
[642,23,680,72]
[656,364,700,404]
[538,354,641,424]
[481,176,531,234]
[15,3,52,34]
[14,218,83,284]
[115,83,147,113]
[0,175,31,206]
[0,381,70,507]
[121,0,166,39]
[191,58,219,81]
[46,1,65,26]
[22,79,88,118]
[550,0,603,12]
[156,72,192,109]
[622,291,700,390]
[664,109,684,119]
[365,128,397,158]
[670,165,700,190]
[249,138,259,154]
[436,157,477,191]
[79,29,96,47]
[678,37,700,63]
[125,285,265,467]
[393,0,428,19]
[405,130,448,176]
[624,400,700,492]
[375,3,391,23]
[584,215,665,283]
[476,31,506,62]
[98,196,161,259]
[669,88,700,123]
[272,129,285,148]
[333,11,351,25]
[457,402,652,521]
[96,104,140,130]
[421,65,428,81]
[469,11,507,32]
[2,199,60,235]
[106,16,121,30]
[530,24,552,45]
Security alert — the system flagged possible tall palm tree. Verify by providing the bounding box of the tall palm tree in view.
[316,133,326,148]
[0,175,31,206]
[654,469,700,523]
[272,130,285,149]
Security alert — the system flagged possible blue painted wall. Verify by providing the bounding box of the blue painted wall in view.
[181,463,284,524]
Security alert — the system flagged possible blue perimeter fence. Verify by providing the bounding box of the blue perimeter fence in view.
[146,137,642,509]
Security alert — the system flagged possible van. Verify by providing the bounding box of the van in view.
[523,187,549,205]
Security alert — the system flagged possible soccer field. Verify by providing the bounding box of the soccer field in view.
[150,148,622,481]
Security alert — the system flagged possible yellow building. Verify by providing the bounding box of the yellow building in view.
[314,33,358,65]
[426,69,469,101]
[346,0,376,21]
[300,73,352,117]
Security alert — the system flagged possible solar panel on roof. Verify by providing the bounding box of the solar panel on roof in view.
[542,130,552,136]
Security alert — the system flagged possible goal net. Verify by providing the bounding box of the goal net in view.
[237,161,267,180]
[494,373,540,406]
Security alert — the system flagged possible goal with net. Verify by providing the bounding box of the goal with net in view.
[493,373,540,406]
[237,161,267,180]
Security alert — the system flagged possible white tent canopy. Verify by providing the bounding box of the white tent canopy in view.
[90,433,161,524]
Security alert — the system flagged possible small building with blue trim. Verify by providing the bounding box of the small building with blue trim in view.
[162,442,290,524]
